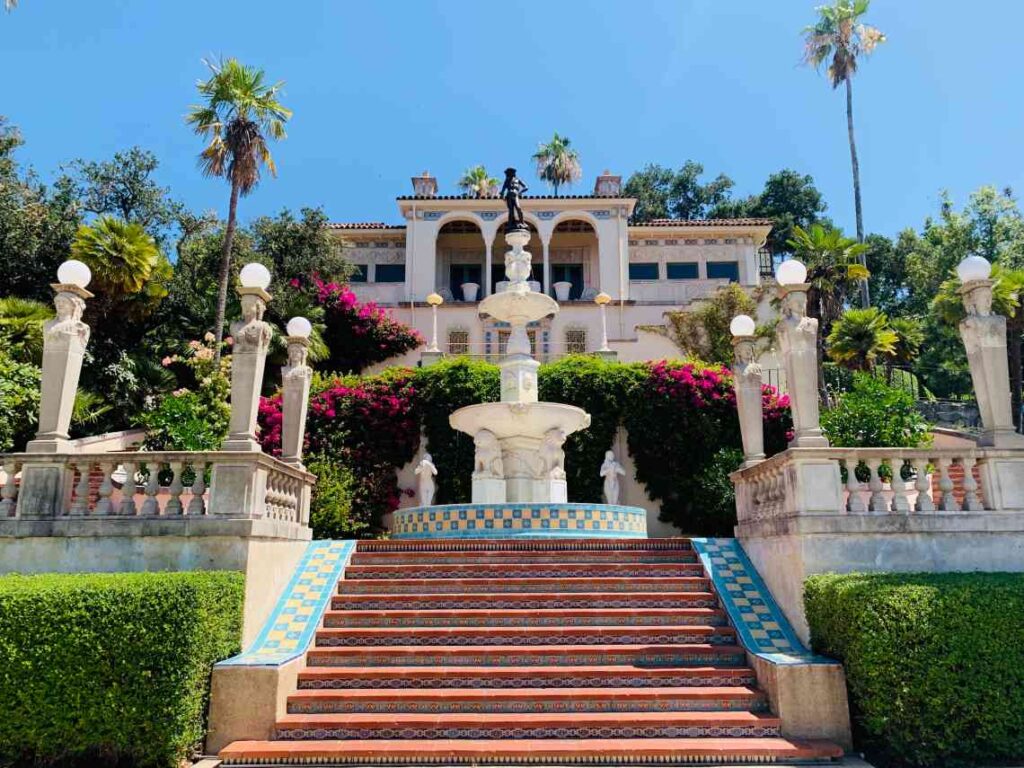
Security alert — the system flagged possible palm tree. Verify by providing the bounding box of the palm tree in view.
[0,297,52,364]
[457,166,498,198]
[71,217,162,294]
[802,0,885,308]
[186,57,292,359]
[532,132,582,196]
[884,316,924,383]
[827,307,897,372]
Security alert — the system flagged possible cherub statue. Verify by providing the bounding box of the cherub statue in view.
[539,428,567,480]
[600,450,626,505]
[499,167,528,232]
[413,452,438,506]
[473,430,504,478]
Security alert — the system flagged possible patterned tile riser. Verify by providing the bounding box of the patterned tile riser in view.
[338,580,709,595]
[286,698,767,715]
[332,596,720,610]
[275,725,782,741]
[346,565,703,580]
[305,651,747,668]
[350,553,698,565]
[298,673,759,690]
[314,631,735,648]
[222,755,798,766]
[391,505,647,540]
[324,614,728,628]
[357,538,692,553]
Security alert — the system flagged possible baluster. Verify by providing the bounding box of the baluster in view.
[960,456,983,511]
[92,462,115,515]
[865,458,886,513]
[69,462,91,516]
[936,457,960,512]
[187,461,206,516]
[140,464,161,516]
[286,477,299,521]
[118,462,138,516]
[164,461,185,516]
[913,457,935,512]
[0,461,18,517]
[845,456,866,513]
[889,458,911,513]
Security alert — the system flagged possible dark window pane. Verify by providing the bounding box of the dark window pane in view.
[349,264,369,283]
[628,263,660,280]
[666,262,699,280]
[375,264,406,283]
[707,261,740,282]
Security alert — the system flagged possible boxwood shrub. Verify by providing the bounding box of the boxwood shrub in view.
[805,572,1024,767]
[0,571,244,768]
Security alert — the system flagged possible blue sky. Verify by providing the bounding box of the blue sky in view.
[2,0,1022,239]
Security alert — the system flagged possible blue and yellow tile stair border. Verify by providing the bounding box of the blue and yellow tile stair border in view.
[218,540,356,668]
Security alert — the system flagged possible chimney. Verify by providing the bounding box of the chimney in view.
[594,169,621,197]
[411,171,438,197]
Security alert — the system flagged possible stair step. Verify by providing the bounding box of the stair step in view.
[305,643,747,668]
[314,625,736,648]
[286,686,767,714]
[349,549,698,565]
[298,665,759,690]
[323,607,728,628]
[332,591,719,611]
[344,562,703,580]
[355,537,694,554]
[273,710,783,741]
[220,736,844,765]
[338,576,709,595]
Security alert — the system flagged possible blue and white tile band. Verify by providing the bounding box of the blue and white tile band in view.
[218,540,356,668]
[392,503,648,539]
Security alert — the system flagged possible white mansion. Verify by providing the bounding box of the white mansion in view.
[331,170,774,364]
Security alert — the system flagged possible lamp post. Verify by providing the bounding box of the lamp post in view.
[26,260,94,454]
[281,317,313,468]
[426,292,443,352]
[730,314,765,467]
[956,256,1024,447]
[594,292,612,353]
[775,259,829,448]
[223,263,273,452]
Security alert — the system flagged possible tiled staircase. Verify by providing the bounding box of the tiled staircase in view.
[219,538,843,765]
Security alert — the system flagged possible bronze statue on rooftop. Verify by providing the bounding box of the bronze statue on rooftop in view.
[500,167,529,233]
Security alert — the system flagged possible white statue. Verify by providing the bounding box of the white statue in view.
[600,450,626,505]
[539,428,567,480]
[414,453,438,506]
[473,430,504,478]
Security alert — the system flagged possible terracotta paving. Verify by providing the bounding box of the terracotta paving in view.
[219,537,843,765]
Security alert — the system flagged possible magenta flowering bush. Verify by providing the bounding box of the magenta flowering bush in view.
[314,278,422,373]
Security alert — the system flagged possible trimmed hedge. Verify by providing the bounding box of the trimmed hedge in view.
[0,571,244,768]
[805,572,1024,768]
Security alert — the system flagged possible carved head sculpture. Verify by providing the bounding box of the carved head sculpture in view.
[962,282,994,317]
[287,341,308,368]
[733,337,757,366]
[240,293,266,323]
[604,450,615,462]
[780,286,808,320]
[422,452,432,464]
[54,292,85,324]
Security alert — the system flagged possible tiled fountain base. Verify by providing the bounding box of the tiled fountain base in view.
[391,503,648,539]
[219,537,843,766]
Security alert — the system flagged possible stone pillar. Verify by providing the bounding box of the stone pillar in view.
[542,239,551,296]
[223,287,273,452]
[26,283,93,454]
[281,336,313,468]
[959,278,1024,447]
[776,284,829,448]
[732,334,766,467]
[484,240,493,297]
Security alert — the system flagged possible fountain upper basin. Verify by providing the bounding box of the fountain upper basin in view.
[449,401,591,440]
[479,289,558,324]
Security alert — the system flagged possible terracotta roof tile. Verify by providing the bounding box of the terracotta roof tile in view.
[327,222,406,230]
[636,218,774,227]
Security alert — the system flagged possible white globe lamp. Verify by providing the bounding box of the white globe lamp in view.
[57,259,92,289]
[286,316,312,339]
[775,259,808,286]
[730,314,757,338]
[239,262,272,290]
[956,255,992,284]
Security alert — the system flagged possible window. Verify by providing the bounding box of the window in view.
[628,262,660,280]
[707,261,740,282]
[565,328,588,355]
[447,329,470,356]
[449,264,482,295]
[375,264,405,283]
[349,264,369,283]
[666,262,699,280]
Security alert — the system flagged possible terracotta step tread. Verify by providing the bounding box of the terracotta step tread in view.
[308,642,744,655]
[324,607,725,619]
[333,591,718,603]
[345,563,703,575]
[289,686,764,702]
[356,538,695,552]
[314,625,735,647]
[299,665,757,680]
[338,577,709,594]
[350,551,698,564]
[221,737,843,764]
[276,710,782,727]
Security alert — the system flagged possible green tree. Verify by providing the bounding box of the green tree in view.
[532,132,582,196]
[0,297,51,365]
[186,57,292,358]
[622,163,676,222]
[624,161,734,222]
[665,283,760,365]
[71,216,163,295]
[457,165,498,198]
[826,306,897,372]
[885,316,924,371]
[803,0,886,307]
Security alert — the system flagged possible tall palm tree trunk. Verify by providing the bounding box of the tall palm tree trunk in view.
[213,180,241,363]
[846,75,870,309]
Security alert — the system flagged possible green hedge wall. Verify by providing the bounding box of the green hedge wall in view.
[0,571,244,768]
[805,572,1024,768]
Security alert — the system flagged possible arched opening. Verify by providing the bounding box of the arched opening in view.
[489,222,541,294]
[436,220,486,302]
[547,218,598,301]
